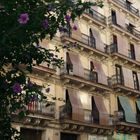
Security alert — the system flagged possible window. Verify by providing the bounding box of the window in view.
[90,61,98,82]
[90,61,95,71]
[115,65,123,84]
[66,52,73,74]
[111,10,117,24]
[117,98,125,122]
[92,97,99,124]
[84,109,92,123]
[21,128,42,140]
[126,0,131,11]
[64,90,72,114]
[61,133,78,140]
[132,71,139,90]
[89,28,96,48]
[128,43,135,60]
[112,35,118,53]
[127,23,135,33]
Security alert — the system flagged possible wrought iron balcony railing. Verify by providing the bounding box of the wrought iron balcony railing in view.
[125,24,140,38]
[60,105,110,125]
[59,105,92,123]
[61,63,98,83]
[109,75,124,86]
[108,16,140,39]
[62,32,107,56]
[84,69,98,83]
[81,33,96,49]
[85,8,106,24]
[112,0,139,17]
[27,101,55,117]
[63,32,96,49]
[59,105,72,120]
[105,43,118,54]
[105,43,138,62]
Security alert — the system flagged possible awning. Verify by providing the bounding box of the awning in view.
[118,96,136,123]
[115,133,134,140]
[91,28,105,52]
[127,0,133,3]
[79,92,92,110]
[67,89,84,122]
[66,52,72,65]
[68,52,84,77]
[116,10,125,27]
[137,73,140,90]
[122,67,134,89]
[135,45,140,62]
[93,60,108,85]
[117,34,128,56]
[93,96,110,125]
[136,100,140,111]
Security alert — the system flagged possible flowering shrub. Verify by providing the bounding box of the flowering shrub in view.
[18,13,29,24]
[0,0,103,139]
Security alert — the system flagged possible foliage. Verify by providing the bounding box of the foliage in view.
[0,0,103,139]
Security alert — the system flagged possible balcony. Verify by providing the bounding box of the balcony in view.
[108,17,140,41]
[60,64,111,93]
[109,0,139,18]
[113,111,140,134]
[27,101,55,117]
[12,101,55,127]
[32,64,56,77]
[61,33,108,59]
[19,64,56,78]
[59,105,113,135]
[83,8,107,28]
[109,75,140,97]
[105,44,140,68]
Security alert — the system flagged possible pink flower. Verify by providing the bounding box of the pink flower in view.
[12,83,22,93]
[65,15,71,22]
[73,25,78,31]
[42,19,49,29]
[18,13,29,24]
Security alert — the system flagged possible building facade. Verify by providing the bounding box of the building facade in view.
[12,0,140,140]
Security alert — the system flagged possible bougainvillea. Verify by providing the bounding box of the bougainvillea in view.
[0,0,103,139]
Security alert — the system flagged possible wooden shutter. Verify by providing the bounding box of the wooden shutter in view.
[93,96,110,125]
[122,67,134,88]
